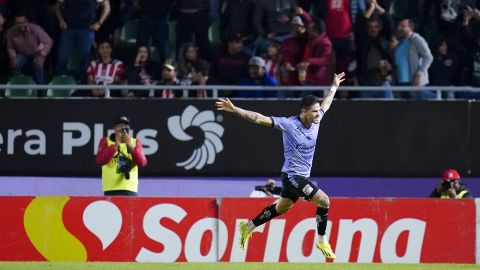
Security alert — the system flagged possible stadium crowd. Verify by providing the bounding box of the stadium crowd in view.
[1,0,480,99]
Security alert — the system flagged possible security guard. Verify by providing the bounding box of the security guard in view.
[430,169,473,199]
[96,116,147,196]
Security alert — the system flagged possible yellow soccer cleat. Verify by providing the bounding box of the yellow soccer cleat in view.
[316,241,336,259]
[239,221,253,250]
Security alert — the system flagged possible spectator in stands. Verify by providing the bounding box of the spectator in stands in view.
[264,39,282,83]
[316,0,366,75]
[96,116,147,196]
[189,59,216,98]
[428,37,460,99]
[73,40,123,97]
[54,0,111,81]
[214,33,250,88]
[236,56,278,98]
[177,42,199,86]
[422,0,476,52]
[358,0,391,36]
[301,19,333,88]
[176,0,211,60]
[459,7,480,98]
[253,0,297,53]
[220,0,255,44]
[355,4,394,99]
[126,45,161,97]
[154,59,182,98]
[0,13,9,86]
[280,15,311,90]
[250,179,281,198]
[392,19,433,99]
[6,13,53,85]
[134,0,173,64]
[430,169,472,199]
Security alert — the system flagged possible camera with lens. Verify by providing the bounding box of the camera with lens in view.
[117,153,133,180]
[441,180,453,190]
[255,184,281,195]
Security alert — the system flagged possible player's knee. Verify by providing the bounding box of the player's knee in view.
[276,204,292,214]
[316,196,330,209]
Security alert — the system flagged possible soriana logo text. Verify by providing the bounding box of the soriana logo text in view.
[0,197,475,263]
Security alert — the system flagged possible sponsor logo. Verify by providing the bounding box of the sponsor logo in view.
[302,184,313,196]
[168,105,224,170]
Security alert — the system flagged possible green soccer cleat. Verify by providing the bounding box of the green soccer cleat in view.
[316,241,336,259]
[239,221,253,250]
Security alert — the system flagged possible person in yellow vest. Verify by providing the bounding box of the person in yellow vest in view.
[430,169,473,199]
[96,116,147,196]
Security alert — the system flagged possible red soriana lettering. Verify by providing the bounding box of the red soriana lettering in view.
[0,197,475,263]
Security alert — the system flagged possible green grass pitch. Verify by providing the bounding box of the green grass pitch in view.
[1,262,480,270]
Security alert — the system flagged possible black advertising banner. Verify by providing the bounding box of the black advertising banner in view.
[0,99,474,177]
[469,102,480,176]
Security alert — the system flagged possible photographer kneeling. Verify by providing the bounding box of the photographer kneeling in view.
[96,116,147,196]
[430,169,473,199]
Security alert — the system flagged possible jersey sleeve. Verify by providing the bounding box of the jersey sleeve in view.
[271,116,291,131]
[319,109,326,122]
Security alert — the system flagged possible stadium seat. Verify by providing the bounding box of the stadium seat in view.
[47,75,76,97]
[5,75,36,97]
[120,19,138,44]
[67,50,81,79]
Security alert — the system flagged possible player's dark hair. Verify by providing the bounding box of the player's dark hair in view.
[300,95,320,110]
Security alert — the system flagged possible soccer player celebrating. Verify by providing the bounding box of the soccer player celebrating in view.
[215,72,346,259]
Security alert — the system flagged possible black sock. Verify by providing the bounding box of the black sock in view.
[252,204,280,227]
[316,207,329,236]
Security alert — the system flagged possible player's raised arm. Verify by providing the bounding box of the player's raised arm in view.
[215,98,273,127]
[320,72,346,113]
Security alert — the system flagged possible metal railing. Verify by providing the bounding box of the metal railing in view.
[1,84,480,99]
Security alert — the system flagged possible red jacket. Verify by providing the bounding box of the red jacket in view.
[280,35,308,85]
[279,11,312,85]
[303,33,333,85]
[96,137,148,167]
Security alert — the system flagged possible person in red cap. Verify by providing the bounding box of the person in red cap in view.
[430,169,472,199]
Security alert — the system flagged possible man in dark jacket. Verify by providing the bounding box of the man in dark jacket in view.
[355,10,394,98]
[54,0,111,81]
[176,0,211,60]
[134,0,173,64]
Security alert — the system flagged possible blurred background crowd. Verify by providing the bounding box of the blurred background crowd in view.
[1,0,480,99]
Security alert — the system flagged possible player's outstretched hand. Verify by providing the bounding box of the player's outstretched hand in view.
[332,72,346,88]
[215,98,236,113]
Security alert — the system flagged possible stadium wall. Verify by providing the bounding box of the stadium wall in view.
[0,196,476,263]
[1,176,480,198]
[0,99,478,177]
